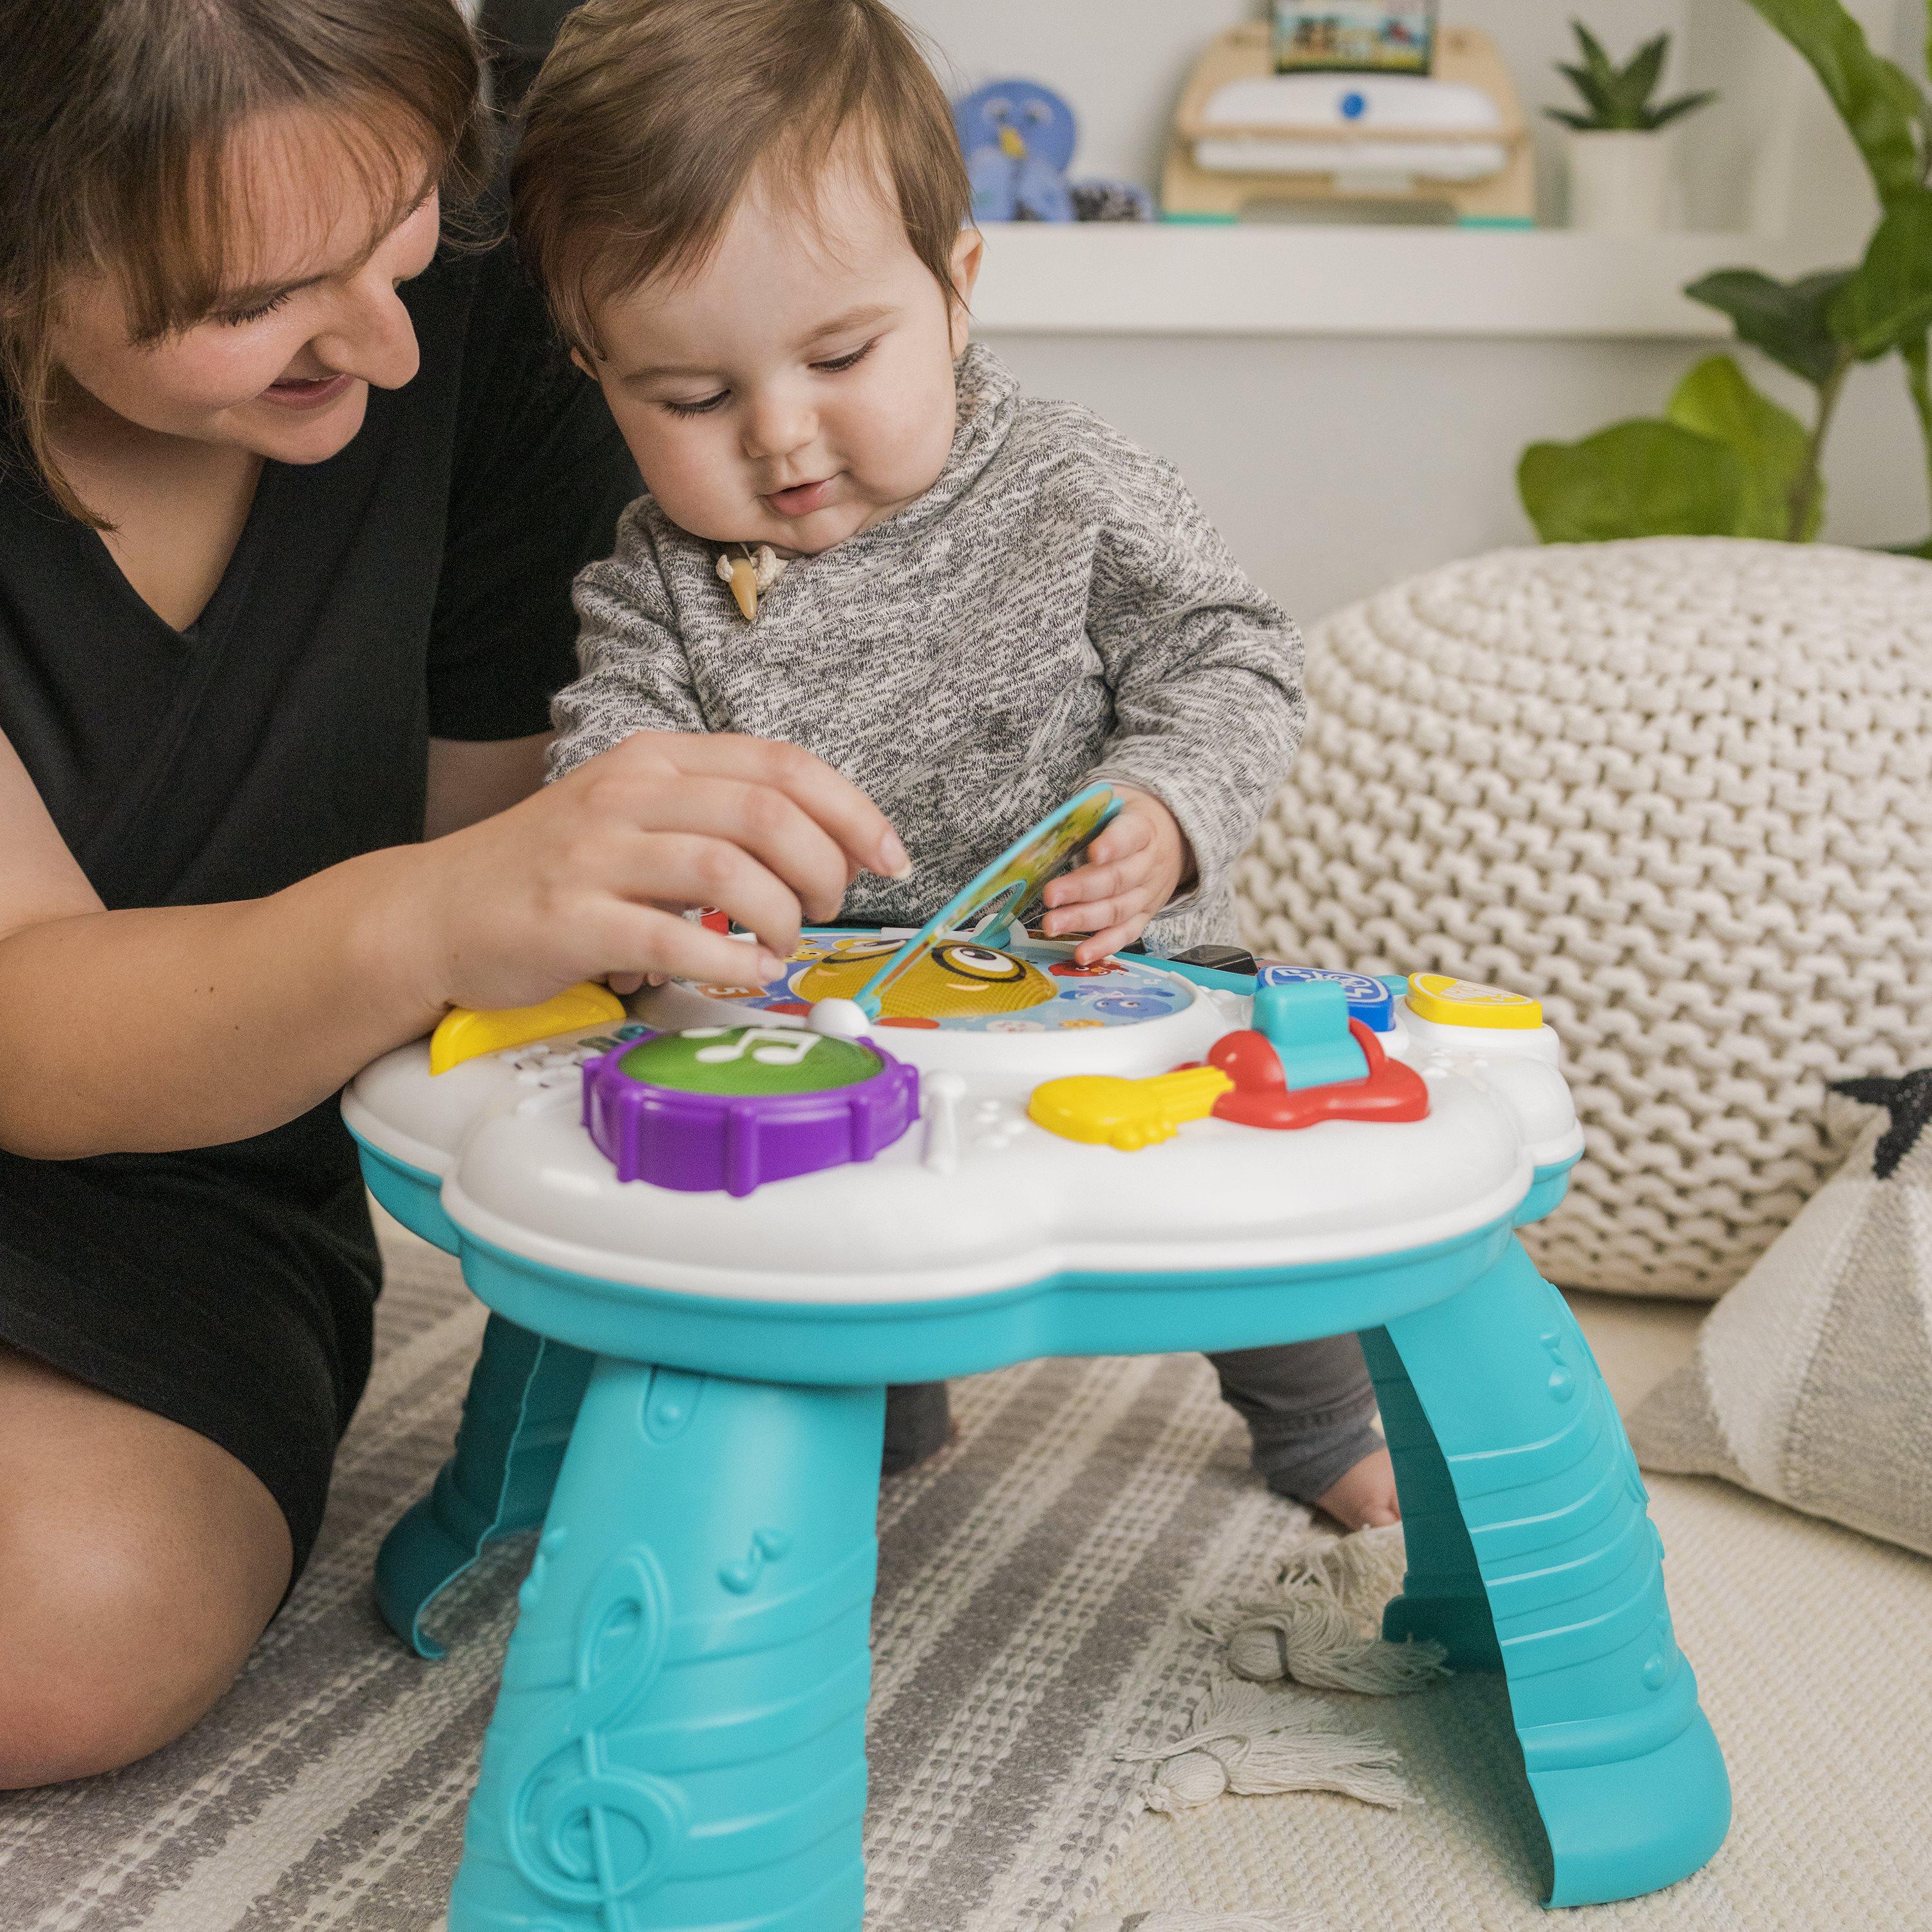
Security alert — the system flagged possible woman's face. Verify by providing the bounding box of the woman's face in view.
[46,108,441,467]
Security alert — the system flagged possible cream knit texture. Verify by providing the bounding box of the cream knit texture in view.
[1238,538,1932,1298]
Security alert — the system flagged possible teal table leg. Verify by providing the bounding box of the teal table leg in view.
[1366,1238,1730,1906]
[376,1314,594,1658]
[1359,1325,1501,1672]
[449,1357,885,1932]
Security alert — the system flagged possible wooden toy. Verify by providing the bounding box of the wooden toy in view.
[1162,22,1534,225]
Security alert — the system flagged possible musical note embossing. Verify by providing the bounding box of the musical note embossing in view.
[504,1548,687,1920]
[719,1527,793,1595]
[689,1025,822,1068]
[641,1365,705,1444]
[1539,1327,1575,1404]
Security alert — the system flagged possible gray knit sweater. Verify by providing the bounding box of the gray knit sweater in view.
[549,345,1303,950]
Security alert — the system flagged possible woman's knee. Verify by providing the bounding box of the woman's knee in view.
[0,1486,270,1786]
[0,1352,292,1787]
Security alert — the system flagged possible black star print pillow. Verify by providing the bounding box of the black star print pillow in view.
[1628,1069,1932,1558]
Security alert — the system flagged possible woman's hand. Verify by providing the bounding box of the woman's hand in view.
[0,727,906,1159]
[397,732,909,1012]
[1035,786,1191,963]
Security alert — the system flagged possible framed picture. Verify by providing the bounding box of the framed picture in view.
[1273,2,1437,76]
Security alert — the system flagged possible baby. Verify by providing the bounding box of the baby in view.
[515,0,1396,1529]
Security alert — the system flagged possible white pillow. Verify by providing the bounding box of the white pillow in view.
[1628,1070,1932,1557]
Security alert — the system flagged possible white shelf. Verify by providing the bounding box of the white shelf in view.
[969,223,1812,341]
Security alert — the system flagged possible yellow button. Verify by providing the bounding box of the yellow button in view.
[1405,972,1542,1031]
[1027,1066,1233,1151]
[428,982,629,1075]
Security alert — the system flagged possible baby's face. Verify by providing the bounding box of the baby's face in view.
[584,149,981,556]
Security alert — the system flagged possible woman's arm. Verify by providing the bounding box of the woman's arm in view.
[0,728,437,1156]
[0,728,905,1160]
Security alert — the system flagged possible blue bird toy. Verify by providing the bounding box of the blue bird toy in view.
[954,79,1079,223]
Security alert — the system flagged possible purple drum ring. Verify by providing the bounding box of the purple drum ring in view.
[582,1028,922,1197]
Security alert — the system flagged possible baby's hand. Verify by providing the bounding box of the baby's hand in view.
[1037,787,1192,963]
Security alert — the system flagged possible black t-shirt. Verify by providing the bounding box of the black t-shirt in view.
[0,238,638,1562]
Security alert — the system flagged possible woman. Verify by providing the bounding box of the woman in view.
[0,0,903,1786]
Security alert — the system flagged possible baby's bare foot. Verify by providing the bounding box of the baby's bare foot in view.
[1312,1446,1401,1531]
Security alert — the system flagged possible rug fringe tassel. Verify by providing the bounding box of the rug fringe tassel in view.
[1192,1522,1449,1694]
[1122,1526,1444,1818]
[1073,1912,1329,1931]
[1119,1677,1416,1812]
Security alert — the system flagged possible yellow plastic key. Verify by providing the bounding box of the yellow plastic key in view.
[1027,1065,1234,1151]
[428,981,628,1075]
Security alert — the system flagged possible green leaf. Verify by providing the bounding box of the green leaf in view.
[1555,59,1619,124]
[1519,419,1745,543]
[1738,0,1926,207]
[1624,34,1670,108]
[1558,57,1609,102]
[1553,21,1708,129]
[1645,90,1719,131]
[1665,354,1820,538]
[1685,268,1853,387]
[1573,21,1618,89]
[1828,189,1932,357]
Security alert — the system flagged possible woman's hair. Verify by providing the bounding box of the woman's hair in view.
[512,0,972,360]
[0,0,490,523]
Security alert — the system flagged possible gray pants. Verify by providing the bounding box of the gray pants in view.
[1206,1335,1382,1502]
[883,1336,1380,1503]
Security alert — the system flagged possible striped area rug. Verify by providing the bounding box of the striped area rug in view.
[0,1221,1314,1932]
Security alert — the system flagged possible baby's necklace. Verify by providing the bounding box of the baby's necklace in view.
[715,542,786,621]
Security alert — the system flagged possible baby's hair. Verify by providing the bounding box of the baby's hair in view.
[0,0,489,526]
[512,0,972,361]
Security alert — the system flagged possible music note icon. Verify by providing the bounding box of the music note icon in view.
[693,1027,822,1069]
[504,1549,687,1916]
[719,1528,793,1595]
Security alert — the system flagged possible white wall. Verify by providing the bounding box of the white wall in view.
[983,332,1924,623]
[902,1,1928,621]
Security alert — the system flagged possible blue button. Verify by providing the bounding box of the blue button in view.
[1256,965,1395,1033]
[1252,980,1370,1090]
[1340,90,1368,120]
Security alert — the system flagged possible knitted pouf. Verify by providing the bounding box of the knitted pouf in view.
[1238,538,1932,1299]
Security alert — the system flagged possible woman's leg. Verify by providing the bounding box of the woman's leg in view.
[0,1343,292,1788]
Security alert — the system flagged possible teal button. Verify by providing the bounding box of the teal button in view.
[1252,980,1370,1090]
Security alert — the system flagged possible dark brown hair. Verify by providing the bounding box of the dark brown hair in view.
[511,0,972,359]
[0,0,490,523]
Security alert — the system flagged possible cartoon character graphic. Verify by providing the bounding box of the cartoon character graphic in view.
[797,936,1056,1019]
[1088,992,1171,1020]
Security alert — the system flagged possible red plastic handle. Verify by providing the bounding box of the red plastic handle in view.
[1207,1018,1430,1131]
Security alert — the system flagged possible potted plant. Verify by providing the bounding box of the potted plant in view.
[1520,0,1932,555]
[1548,21,1714,234]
